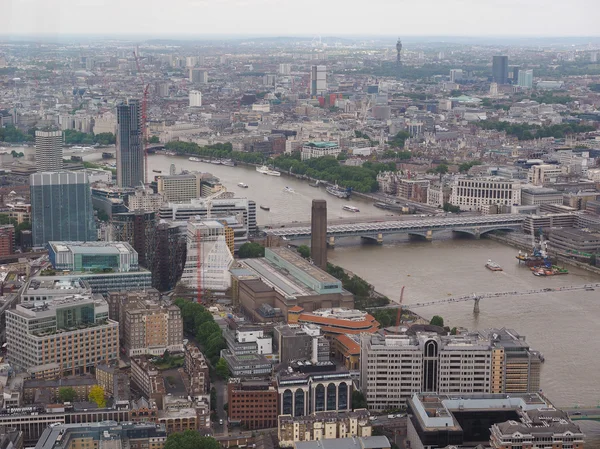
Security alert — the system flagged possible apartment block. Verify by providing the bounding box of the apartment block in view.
[184,342,210,395]
[278,410,372,448]
[23,375,98,404]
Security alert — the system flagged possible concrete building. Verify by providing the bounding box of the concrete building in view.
[180,219,234,293]
[34,130,63,171]
[34,422,167,449]
[189,68,208,84]
[48,241,138,272]
[30,171,96,247]
[6,292,119,375]
[449,177,522,212]
[398,179,429,203]
[449,69,463,83]
[528,164,563,186]
[279,63,292,75]
[311,199,327,270]
[406,393,583,449]
[277,365,352,417]
[274,324,329,366]
[227,379,279,430]
[156,173,203,202]
[520,187,563,206]
[360,328,542,410]
[189,90,202,107]
[32,270,152,296]
[116,99,144,188]
[294,436,389,449]
[427,182,451,208]
[288,307,379,336]
[127,188,165,212]
[122,300,183,356]
[547,228,600,255]
[517,69,534,89]
[301,142,341,161]
[278,410,371,448]
[310,65,327,96]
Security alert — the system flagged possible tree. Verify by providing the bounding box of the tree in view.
[88,385,106,408]
[238,242,265,258]
[352,390,368,410]
[215,357,230,380]
[450,327,458,335]
[149,135,160,144]
[297,245,310,259]
[58,387,76,403]
[430,315,444,327]
[443,203,460,213]
[210,387,217,410]
[164,430,220,449]
[390,131,410,149]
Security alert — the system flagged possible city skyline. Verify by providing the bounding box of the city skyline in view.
[3,0,600,37]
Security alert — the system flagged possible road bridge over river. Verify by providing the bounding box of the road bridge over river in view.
[266,214,524,244]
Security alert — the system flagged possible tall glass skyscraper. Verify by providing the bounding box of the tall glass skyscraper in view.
[492,56,509,85]
[30,171,96,247]
[116,99,144,188]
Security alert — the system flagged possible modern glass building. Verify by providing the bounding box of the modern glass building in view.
[48,241,139,272]
[116,99,144,188]
[492,55,509,84]
[30,171,96,247]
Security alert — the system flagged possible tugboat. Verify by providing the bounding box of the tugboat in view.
[485,260,503,271]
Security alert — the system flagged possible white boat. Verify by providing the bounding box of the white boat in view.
[238,182,248,188]
[283,186,295,193]
[72,145,94,152]
[343,205,360,213]
[256,165,281,176]
[189,157,201,162]
[222,159,235,167]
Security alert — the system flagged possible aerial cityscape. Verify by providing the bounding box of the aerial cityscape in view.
[1,2,600,449]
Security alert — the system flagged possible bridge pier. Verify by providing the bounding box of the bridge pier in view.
[327,236,335,248]
[426,230,433,241]
[360,235,383,245]
[377,233,383,244]
[473,296,481,314]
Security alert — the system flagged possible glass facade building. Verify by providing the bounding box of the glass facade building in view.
[116,99,144,188]
[30,171,96,247]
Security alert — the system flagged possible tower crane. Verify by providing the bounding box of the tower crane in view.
[133,51,149,183]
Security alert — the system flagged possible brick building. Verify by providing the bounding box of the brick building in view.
[227,379,279,430]
[0,224,14,256]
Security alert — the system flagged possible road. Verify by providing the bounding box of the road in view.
[213,379,228,435]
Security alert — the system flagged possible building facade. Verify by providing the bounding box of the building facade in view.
[0,224,14,256]
[301,142,341,161]
[310,65,327,96]
[123,301,183,356]
[449,177,522,212]
[48,241,139,272]
[116,99,144,188]
[30,171,96,247]
[492,56,509,84]
[227,379,279,430]
[34,130,63,171]
[189,90,202,107]
[156,173,202,202]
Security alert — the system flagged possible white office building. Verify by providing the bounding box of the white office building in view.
[35,130,63,171]
[310,65,327,96]
[449,177,522,211]
[180,220,234,293]
[189,90,202,107]
[279,63,291,75]
[528,164,563,186]
[301,141,341,161]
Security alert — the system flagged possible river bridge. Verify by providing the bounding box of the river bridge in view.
[266,214,525,244]
[370,283,600,313]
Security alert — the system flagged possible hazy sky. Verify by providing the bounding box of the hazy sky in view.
[4,0,600,37]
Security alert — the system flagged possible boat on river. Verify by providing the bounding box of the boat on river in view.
[256,165,281,176]
[326,184,351,199]
[485,260,503,271]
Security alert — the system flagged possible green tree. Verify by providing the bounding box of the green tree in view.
[430,315,444,327]
[443,203,460,213]
[148,135,160,144]
[58,387,77,403]
[94,132,116,145]
[215,357,230,380]
[88,385,106,408]
[450,327,458,335]
[297,245,311,259]
[164,430,220,449]
[352,390,368,410]
[390,131,410,149]
[210,387,217,410]
[238,242,265,258]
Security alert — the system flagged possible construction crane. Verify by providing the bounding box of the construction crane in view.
[396,286,405,327]
[133,51,149,183]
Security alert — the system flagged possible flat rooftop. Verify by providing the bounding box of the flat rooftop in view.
[49,241,135,255]
[267,247,340,284]
[241,259,314,297]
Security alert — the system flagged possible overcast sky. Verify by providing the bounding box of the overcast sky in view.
[4,0,600,38]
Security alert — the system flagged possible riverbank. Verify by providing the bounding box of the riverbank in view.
[486,233,600,275]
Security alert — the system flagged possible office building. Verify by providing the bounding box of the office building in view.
[311,199,327,270]
[547,228,600,255]
[30,171,96,247]
[156,173,203,202]
[492,56,509,84]
[34,422,167,449]
[0,224,14,256]
[189,90,202,107]
[517,69,534,89]
[528,164,563,185]
[520,187,563,206]
[360,328,542,410]
[227,379,279,430]
[449,177,522,212]
[449,69,463,83]
[127,188,165,212]
[48,241,138,272]
[116,99,144,188]
[301,141,341,161]
[152,220,187,291]
[274,324,329,366]
[277,364,352,417]
[34,130,63,171]
[237,247,353,322]
[189,68,208,83]
[407,393,583,449]
[6,291,119,375]
[180,219,234,294]
[278,410,371,448]
[111,210,156,267]
[288,307,379,336]
[310,65,327,96]
[122,300,183,356]
[279,63,292,75]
